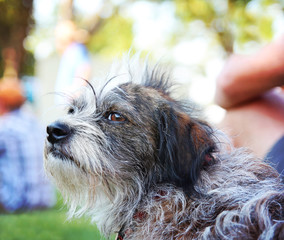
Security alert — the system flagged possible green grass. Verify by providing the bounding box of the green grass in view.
[0,197,115,240]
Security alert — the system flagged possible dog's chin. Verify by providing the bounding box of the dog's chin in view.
[44,142,80,168]
[44,152,77,180]
[51,148,78,165]
[44,144,84,186]
[44,149,91,201]
[44,149,115,224]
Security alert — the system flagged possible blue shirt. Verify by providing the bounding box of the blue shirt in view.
[0,108,56,212]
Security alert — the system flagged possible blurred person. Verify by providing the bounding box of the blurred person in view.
[55,20,92,104]
[0,80,56,212]
[215,34,284,177]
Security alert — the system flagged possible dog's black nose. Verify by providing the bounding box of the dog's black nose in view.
[47,121,71,144]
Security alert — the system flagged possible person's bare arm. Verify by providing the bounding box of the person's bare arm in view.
[215,35,284,109]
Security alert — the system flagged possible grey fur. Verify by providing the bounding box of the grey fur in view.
[44,58,284,240]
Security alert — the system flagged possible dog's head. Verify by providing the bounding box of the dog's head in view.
[44,60,216,222]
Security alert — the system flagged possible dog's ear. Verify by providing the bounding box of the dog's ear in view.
[156,105,216,195]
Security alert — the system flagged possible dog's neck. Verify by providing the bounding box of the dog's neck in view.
[98,153,213,239]
[95,156,214,239]
[116,211,147,240]
[116,189,168,239]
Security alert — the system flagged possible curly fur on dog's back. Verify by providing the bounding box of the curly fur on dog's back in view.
[44,57,284,240]
[130,148,284,239]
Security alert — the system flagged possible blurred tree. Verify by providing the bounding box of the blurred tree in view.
[69,0,281,56]
[57,0,133,57]
[0,0,34,78]
[26,0,283,64]
[174,0,281,53]
[87,14,133,56]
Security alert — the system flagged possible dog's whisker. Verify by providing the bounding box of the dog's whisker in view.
[76,77,98,108]
[99,73,127,97]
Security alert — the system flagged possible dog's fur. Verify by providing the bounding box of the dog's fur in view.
[44,58,284,239]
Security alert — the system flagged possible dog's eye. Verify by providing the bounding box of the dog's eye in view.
[107,112,126,122]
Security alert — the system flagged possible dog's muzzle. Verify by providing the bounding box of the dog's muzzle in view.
[47,121,71,144]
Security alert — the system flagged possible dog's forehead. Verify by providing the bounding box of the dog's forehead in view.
[119,82,163,99]
[100,82,164,112]
[69,81,164,117]
[70,57,174,115]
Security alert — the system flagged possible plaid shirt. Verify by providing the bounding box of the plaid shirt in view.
[0,108,55,212]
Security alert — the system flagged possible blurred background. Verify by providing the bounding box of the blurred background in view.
[1,0,284,123]
[0,0,284,239]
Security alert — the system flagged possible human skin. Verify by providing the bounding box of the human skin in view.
[214,34,284,158]
[215,34,284,109]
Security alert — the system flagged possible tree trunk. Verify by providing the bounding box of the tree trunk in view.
[0,0,34,78]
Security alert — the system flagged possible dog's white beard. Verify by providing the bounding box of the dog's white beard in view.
[44,155,91,212]
[44,154,132,235]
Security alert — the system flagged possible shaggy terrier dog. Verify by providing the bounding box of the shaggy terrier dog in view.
[44,58,284,240]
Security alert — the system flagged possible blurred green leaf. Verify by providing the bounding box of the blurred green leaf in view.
[87,14,133,57]
[175,0,216,25]
[258,16,273,40]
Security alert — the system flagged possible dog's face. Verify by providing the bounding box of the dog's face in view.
[44,65,216,220]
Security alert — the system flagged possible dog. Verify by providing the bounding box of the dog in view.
[44,58,284,239]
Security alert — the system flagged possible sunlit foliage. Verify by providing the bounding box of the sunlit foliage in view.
[174,0,281,53]
[0,0,283,76]
[87,14,133,57]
